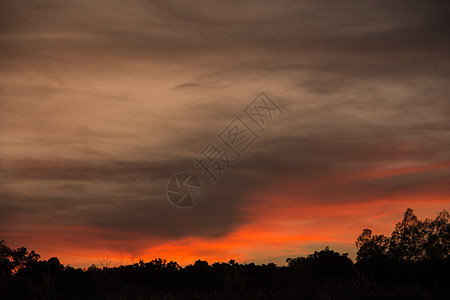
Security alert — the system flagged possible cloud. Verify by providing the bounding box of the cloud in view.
[173,83,202,90]
[1,0,449,266]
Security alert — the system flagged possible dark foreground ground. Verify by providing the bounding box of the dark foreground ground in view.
[1,249,449,299]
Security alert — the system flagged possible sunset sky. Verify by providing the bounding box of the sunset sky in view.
[1,0,449,268]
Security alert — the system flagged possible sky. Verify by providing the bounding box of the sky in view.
[1,0,449,267]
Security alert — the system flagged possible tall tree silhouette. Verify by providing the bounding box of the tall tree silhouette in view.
[356,208,449,262]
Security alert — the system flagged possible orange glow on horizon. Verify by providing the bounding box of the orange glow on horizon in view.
[3,192,447,268]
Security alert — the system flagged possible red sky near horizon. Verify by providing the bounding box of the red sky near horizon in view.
[1,0,449,268]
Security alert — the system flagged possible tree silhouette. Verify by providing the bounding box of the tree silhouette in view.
[1,208,449,299]
[0,240,40,277]
[287,246,353,280]
[356,208,450,263]
[355,229,389,262]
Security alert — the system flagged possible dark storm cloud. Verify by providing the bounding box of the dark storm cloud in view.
[1,0,449,258]
[0,157,258,247]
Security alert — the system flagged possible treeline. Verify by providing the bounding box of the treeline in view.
[1,208,449,299]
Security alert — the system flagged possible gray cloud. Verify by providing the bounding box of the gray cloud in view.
[1,0,449,263]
